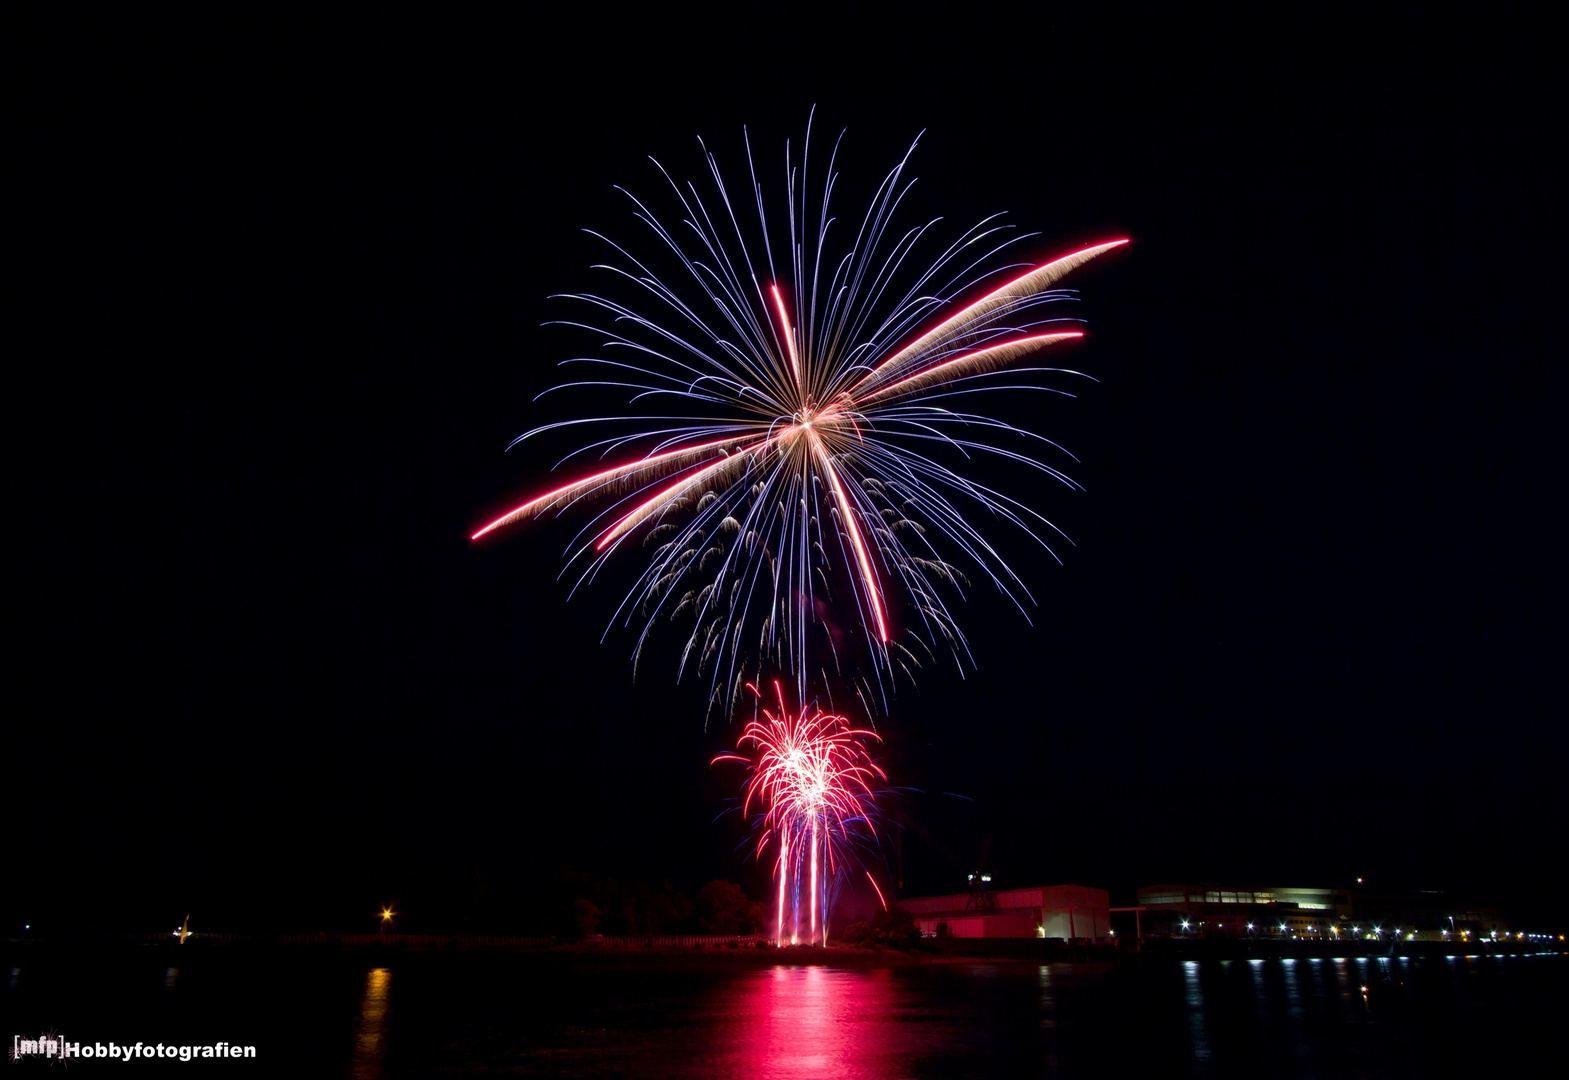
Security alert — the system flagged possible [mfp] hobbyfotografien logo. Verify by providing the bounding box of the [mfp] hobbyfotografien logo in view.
[12,1033,258,1062]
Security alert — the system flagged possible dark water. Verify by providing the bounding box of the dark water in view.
[4,951,1564,1076]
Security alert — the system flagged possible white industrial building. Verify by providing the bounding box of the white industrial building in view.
[902,884,1111,941]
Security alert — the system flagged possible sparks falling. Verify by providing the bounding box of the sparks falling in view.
[713,680,886,947]
[472,117,1125,713]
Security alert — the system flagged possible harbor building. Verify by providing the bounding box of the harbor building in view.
[1135,884,1353,937]
[1130,883,1508,939]
[903,884,1111,941]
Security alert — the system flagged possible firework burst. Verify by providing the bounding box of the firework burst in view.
[474,116,1124,713]
[712,680,885,946]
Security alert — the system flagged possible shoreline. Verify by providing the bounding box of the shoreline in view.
[5,937,1563,969]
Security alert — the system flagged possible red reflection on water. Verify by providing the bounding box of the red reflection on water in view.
[725,966,906,1079]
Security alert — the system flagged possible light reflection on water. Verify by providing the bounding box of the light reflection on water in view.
[743,967,902,1078]
[1249,957,1268,1020]
[1037,966,1060,1073]
[409,956,1564,1076]
[691,964,1025,1079]
[3,953,1563,1077]
[1281,956,1312,1066]
[498,962,1055,1078]
[350,968,392,1080]
[1183,960,1212,1064]
[1333,957,1359,1010]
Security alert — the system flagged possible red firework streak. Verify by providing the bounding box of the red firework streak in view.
[713,681,886,947]
[471,239,1126,664]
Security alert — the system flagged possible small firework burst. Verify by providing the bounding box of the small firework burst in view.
[713,679,885,946]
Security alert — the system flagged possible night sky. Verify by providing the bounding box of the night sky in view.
[15,7,1565,933]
